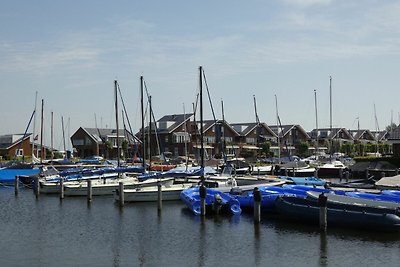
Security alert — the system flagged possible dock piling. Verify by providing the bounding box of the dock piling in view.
[14,176,19,196]
[318,193,328,231]
[87,180,92,202]
[118,182,124,207]
[253,187,262,223]
[200,184,206,216]
[157,183,162,210]
[33,176,40,198]
[60,177,64,199]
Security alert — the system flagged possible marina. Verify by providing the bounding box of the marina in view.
[1,186,399,266]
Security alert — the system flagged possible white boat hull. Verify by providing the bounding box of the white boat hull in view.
[116,183,193,202]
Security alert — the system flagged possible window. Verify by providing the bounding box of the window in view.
[15,149,24,156]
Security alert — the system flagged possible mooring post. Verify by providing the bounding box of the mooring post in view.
[339,168,343,182]
[253,187,262,223]
[33,176,40,198]
[212,194,222,215]
[200,184,207,216]
[318,193,328,231]
[292,167,296,177]
[87,179,92,202]
[60,177,64,199]
[365,169,369,179]
[345,171,350,182]
[14,176,19,196]
[284,168,288,177]
[118,182,124,207]
[157,182,162,211]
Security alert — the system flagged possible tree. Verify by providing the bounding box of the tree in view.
[385,123,398,132]
[297,142,309,157]
[105,140,113,159]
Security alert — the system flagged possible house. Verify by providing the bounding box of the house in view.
[309,127,354,155]
[196,119,240,158]
[144,113,194,158]
[230,122,276,157]
[71,127,141,159]
[387,127,400,157]
[0,133,33,159]
[268,124,311,156]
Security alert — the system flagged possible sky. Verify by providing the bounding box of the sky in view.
[1,0,400,151]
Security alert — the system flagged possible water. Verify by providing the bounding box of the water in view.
[1,187,399,267]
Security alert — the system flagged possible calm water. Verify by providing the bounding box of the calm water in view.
[1,187,399,267]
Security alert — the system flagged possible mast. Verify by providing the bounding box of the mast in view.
[32,91,38,161]
[221,99,227,160]
[183,103,188,170]
[314,90,319,158]
[253,95,261,159]
[148,95,152,170]
[199,66,204,184]
[51,111,54,162]
[275,94,280,163]
[329,76,333,162]
[61,116,66,154]
[114,80,120,167]
[140,76,146,171]
[40,99,44,164]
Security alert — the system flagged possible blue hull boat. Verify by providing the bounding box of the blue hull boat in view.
[0,168,40,185]
[231,185,338,211]
[180,186,241,216]
[275,193,400,231]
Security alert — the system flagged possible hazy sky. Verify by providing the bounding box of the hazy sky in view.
[1,0,400,150]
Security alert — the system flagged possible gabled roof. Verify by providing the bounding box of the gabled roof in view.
[268,124,310,139]
[0,133,32,150]
[230,122,276,137]
[371,130,389,142]
[310,127,353,140]
[156,113,194,134]
[349,129,375,141]
[200,119,240,136]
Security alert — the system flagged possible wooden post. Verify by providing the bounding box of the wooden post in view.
[118,182,124,207]
[199,184,207,216]
[87,179,92,202]
[292,167,296,177]
[365,169,369,179]
[345,171,350,182]
[284,168,288,177]
[14,176,19,195]
[33,176,40,198]
[339,168,343,182]
[253,187,261,223]
[314,168,318,178]
[60,177,64,199]
[318,193,328,231]
[157,183,162,210]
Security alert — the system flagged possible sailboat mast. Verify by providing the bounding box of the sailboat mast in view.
[275,94,280,163]
[62,116,66,153]
[329,76,332,134]
[40,99,44,164]
[148,95,152,170]
[199,66,204,184]
[140,76,146,171]
[314,90,319,157]
[253,95,260,159]
[51,111,54,162]
[32,91,38,161]
[114,80,120,167]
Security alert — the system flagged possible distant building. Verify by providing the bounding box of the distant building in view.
[387,127,400,157]
[71,127,141,159]
[0,133,32,159]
